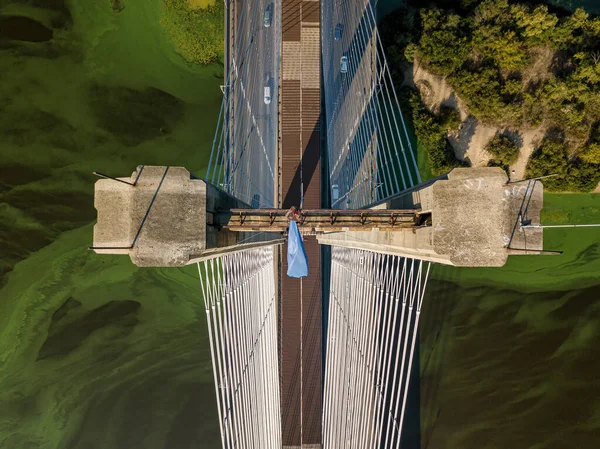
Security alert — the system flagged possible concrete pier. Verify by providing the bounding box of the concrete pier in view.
[318,168,544,267]
[92,166,281,267]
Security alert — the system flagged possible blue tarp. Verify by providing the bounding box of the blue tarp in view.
[286,221,309,278]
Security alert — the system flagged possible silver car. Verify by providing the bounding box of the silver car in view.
[264,3,273,28]
[332,184,340,202]
[340,55,348,74]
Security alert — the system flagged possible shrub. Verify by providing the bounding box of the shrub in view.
[541,78,595,140]
[438,106,461,131]
[451,67,521,125]
[580,143,600,165]
[523,87,544,127]
[486,134,520,165]
[404,42,418,62]
[526,137,569,191]
[526,137,600,192]
[409,92,461,176]
[567,159,600,192]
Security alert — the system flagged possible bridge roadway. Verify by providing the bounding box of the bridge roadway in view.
[228,0,279,205]
[279,0,322,447]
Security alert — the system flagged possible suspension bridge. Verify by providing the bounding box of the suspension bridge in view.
[90,1,548,448]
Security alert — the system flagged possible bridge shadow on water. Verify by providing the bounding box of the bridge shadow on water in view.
[410,265,462,449]
[400,341,422,449]
[372,263,460,449]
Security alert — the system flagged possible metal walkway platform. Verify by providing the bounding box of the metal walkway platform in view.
[223,208,424,232]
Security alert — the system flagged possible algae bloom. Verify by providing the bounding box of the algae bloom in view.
[160,0,223,65]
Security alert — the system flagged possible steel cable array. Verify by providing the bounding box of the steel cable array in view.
[202,3,433,449]
[322,0,420,209]
[323,248,430,449]
[198,247,282,449]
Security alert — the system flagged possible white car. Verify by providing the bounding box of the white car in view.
[264,85,271,105]
[332,184,339,202]
[340,56,348,74]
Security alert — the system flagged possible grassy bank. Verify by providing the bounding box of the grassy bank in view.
[161,0,224,65]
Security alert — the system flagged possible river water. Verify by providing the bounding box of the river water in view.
[0,1,598,448]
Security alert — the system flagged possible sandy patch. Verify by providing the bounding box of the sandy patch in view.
[521,45,554,87]
[449,118,496,165]
[409,60,547,179]
[411,61,464,116]
[509,127,546,180]
[412,60,494,165]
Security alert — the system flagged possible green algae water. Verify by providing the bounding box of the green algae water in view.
[0,0,222,447]
[1,1,599,449]
[417,193,600,448]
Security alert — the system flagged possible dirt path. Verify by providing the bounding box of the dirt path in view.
[510,127,545,180]
[448,118,496,165]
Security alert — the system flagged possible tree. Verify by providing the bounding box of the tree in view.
[486,134,520,165]
[471,0,529,70]
[572,52,600,85]
[438,106,461,131]
[542,78,592,140]
[580,143,600,164]
[473,0,511,25]
[473,28,529,71]
[392,1,600,157]
[513,5,558,45]
[418,9,470,76]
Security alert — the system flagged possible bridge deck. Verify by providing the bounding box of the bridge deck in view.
[280,0,322,446]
